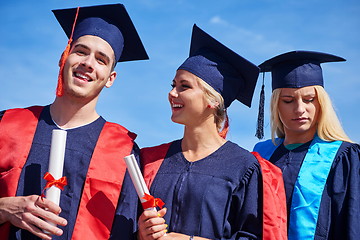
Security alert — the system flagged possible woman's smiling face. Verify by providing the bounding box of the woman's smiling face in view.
[168,70,210,126]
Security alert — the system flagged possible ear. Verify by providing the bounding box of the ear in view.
[105,71,117,88]
[207,101,219,109]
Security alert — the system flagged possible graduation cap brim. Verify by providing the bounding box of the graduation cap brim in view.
[52,4,149,62]
[189,24,259,107]
[259,50,345,72]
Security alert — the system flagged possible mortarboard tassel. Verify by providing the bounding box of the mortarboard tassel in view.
[219,112,229,139]
[255,73,265,139]
[56,43,71,97]
[56,7,80,97]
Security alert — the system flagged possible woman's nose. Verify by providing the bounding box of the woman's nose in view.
[294,101,306,114]
[169,87,178,98]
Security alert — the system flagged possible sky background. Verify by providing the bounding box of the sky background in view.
[1,0,359,150]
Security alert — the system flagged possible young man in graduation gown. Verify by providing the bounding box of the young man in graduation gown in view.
[253,51,360,240]
[0,4,148,240]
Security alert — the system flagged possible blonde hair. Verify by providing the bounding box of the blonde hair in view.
[196,77,228,138]
[270,86,352,143]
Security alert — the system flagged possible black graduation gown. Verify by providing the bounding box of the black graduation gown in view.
[3,106,139,240]
[269,141,360,240]
[149,140,262,240]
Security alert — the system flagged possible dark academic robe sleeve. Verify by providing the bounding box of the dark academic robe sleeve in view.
[0,110,5,121]
[316,142,360,240]
[229,164,262,240]
[109,143,141,240]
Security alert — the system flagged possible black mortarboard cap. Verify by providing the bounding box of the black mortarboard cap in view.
[255,50,346,139]
[52,4,149,62]
[178,24,260,108]
[259,50,345,90]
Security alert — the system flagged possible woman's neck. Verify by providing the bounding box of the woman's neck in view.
[181,123,226,162]
[283,129,316,146]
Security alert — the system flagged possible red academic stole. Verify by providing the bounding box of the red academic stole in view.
[0,106,43,238]
[251,152,287,240]
[0,106,136,240]
[141,143,287,240]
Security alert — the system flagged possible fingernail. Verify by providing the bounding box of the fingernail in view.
[164,229,168,233]
[56,229,63,235]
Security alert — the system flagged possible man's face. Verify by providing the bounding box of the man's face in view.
[61,35,116,101]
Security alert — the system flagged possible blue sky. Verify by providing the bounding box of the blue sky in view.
[1,0,359,150]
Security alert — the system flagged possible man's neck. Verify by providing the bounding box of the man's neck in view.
[50,96,100,129]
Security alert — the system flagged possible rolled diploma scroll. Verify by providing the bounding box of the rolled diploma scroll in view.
[45,129,67,230]
[124,154,157,211]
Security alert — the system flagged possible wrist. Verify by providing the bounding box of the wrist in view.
[0,197,9,224]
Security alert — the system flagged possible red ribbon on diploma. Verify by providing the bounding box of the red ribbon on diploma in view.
[141,193,165,210]
[41,172,67,198]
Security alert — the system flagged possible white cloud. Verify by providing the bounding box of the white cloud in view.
[208,15,293,58]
